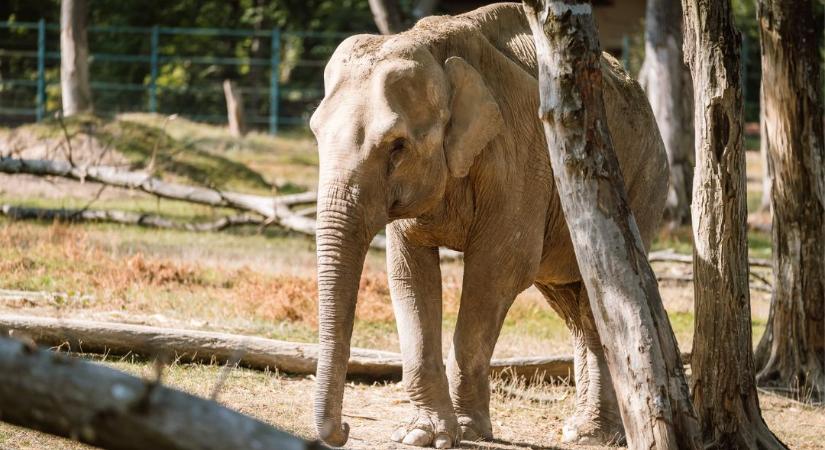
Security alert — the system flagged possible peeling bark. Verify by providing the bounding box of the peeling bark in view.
[754,0,825,399]
[681,0,786,447]
[522,1,701,448]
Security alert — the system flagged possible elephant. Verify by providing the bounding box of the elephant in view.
[309,3,668,448]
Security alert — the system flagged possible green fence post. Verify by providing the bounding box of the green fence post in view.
[149,25,159,113]
[36,19,46,121]
[269,27,281,135]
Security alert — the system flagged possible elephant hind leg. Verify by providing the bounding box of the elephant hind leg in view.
[535,283,625,446]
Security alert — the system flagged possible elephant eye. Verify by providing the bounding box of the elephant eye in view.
[387,138,406,175]
[390,138,406,154]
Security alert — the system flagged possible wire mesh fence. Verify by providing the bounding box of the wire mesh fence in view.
[0,20,354,133]
[1,19,762,132]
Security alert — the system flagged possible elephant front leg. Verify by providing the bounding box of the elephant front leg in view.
[447,256,531,442]
[562,288,624,445]
[387,228,458,448]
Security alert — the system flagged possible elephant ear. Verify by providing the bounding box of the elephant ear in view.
[443,56,504,178]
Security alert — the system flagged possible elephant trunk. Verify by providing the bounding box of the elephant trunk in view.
[313,183,370,447]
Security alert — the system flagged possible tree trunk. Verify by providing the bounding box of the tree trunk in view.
[759,87,772,212]
[412,0,439,19]
[60,0,93,116]
[223,80,246,137]
[368,0,404,34]
[521,2,701,448]
[681,0,787,447]
[0,337,320,450]
[754,0,825,399]
[638,0,694,227]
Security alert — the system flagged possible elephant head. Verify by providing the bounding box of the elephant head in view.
[309,35,503,447]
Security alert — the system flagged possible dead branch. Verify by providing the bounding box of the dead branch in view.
[1,204,263,232]
[0,337,323,450]
[0,156,315,218]
[656,273,771,292]
[0,314,575,382]
[649,249,771,268]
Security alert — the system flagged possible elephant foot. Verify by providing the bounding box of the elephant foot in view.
[391,409,459,448]
[457,414,493,443]
[561,411,625,446]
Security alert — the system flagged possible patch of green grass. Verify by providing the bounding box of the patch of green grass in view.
[748,230,772,259]
[119,113,319,192]
[667,310,769,351]
[651,224,772,260]
[744,133,760,152]
[99,119,272,194]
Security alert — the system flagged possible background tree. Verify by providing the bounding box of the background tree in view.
[754,0,825,399]
[681,0,786,447]
[60,0,92,115]
[638,0,693,227]
[368,0,403,34]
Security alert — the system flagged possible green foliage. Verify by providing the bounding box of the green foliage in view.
[1,1,377,129]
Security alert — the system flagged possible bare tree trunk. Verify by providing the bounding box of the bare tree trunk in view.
[60,0,93,116]
[412,0,439,19]
[522,2,701,448]
[0,337,321,450]
[681,0,787,447]
[368,0,404,34]
[759,87,772,212]
[754,0,825,399]
[223,80,246,137]
[638,0,694,227]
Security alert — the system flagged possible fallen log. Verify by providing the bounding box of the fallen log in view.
[0,336,322,450]
[1,204,263,232]
[0,314,574,382]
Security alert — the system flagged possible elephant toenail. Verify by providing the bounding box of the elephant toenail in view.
[433,432,452,449]
[402,428,433,446]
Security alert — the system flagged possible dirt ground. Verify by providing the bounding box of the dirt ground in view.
[2,358,822,450]
[0,116,820,449]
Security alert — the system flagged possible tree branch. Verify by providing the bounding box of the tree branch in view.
[0,336,324,450]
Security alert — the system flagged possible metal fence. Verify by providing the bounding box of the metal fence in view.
[0,21,354,133]
[1,20,762,132]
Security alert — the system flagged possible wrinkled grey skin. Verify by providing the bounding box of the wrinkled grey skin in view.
[309,3,668,448]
